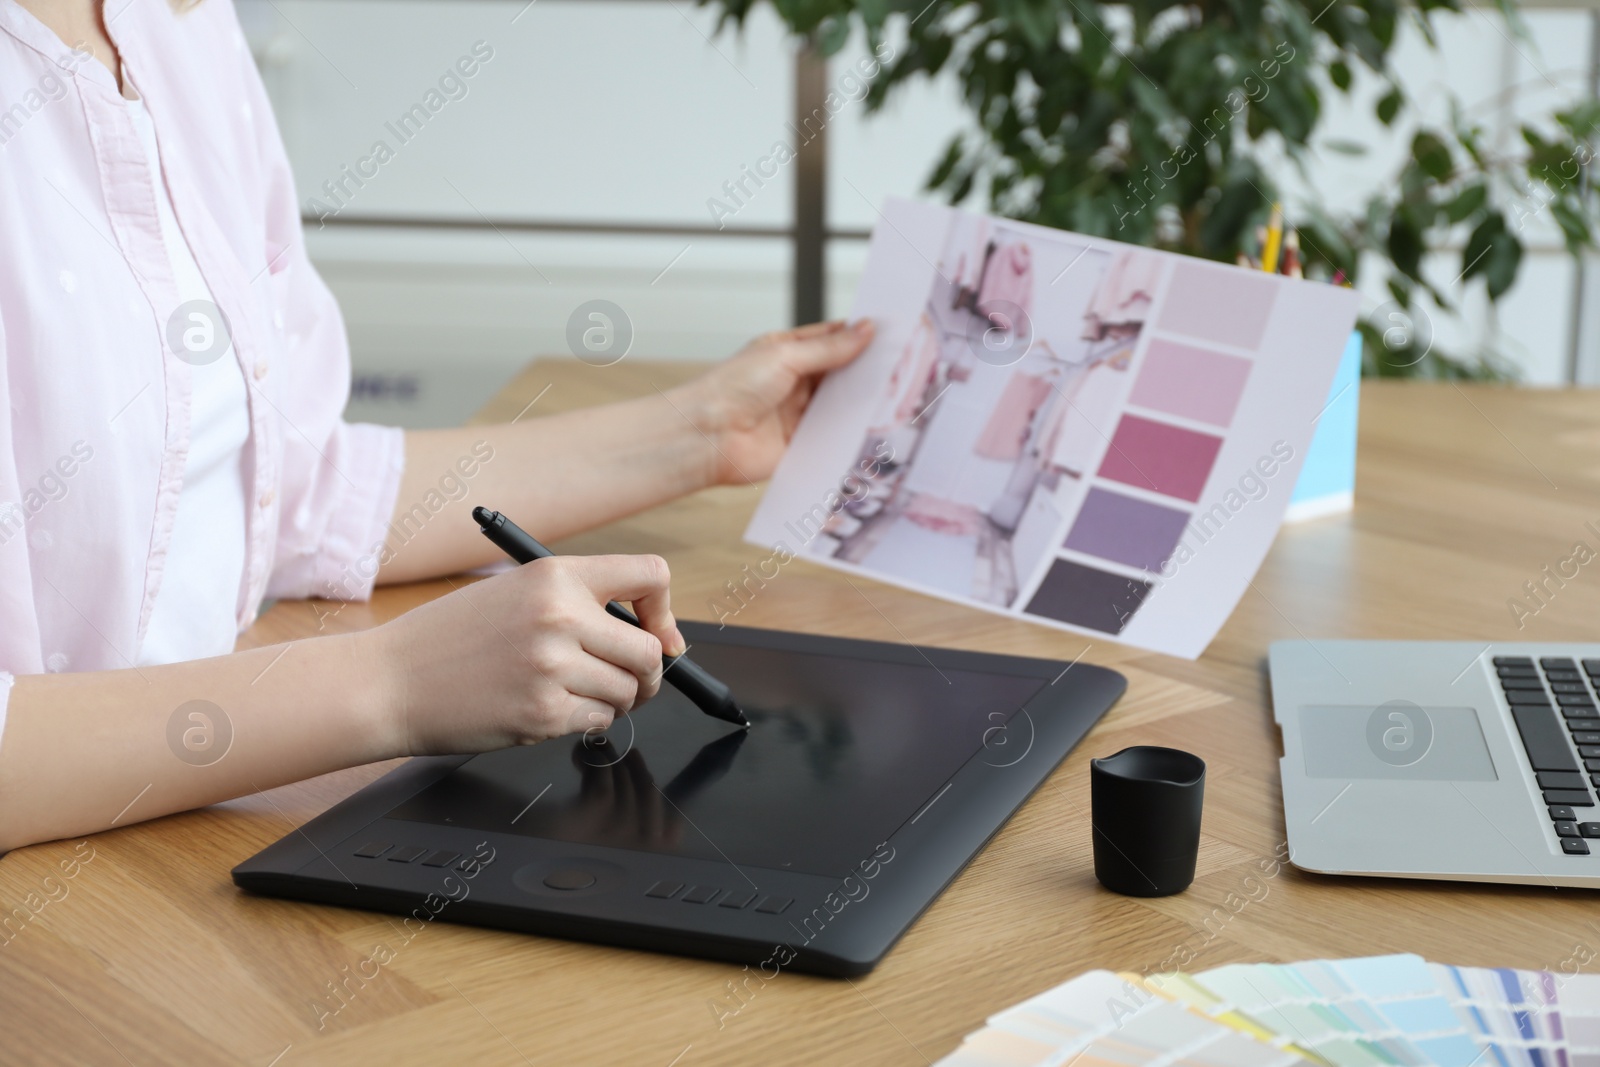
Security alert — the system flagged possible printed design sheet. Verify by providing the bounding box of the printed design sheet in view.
[746,198,1359,657]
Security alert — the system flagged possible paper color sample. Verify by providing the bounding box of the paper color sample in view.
[1553,973,1600,1064]
[1159,259,1279,349]
[1183,956,1485,1066]
[1064,488,1192,572]
[1129,339,1254,427]
[943,955,1600,1067]
[934,969,1309,1066]
[744,198,1361,658]
[1024,559,1151,635]
[1430,962,1567,1065]
[1097,415,1224,503]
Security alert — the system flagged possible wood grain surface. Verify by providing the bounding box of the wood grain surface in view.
[5,362,1600,1066]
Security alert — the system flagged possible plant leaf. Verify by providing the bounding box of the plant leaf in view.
[1411,131,1453,180]
[816,14,850,55]
[1485,230,1523,299]
[927,136,964,191]
[1199,177,1264,257]
[1387,214,1424,280]
[1376,86,1403,125]
[1445,183,1486,223]
[1552,200,1592,252]
[1461,212,1506,282]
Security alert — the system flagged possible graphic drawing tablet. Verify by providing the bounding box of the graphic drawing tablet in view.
[234,623,1125,976]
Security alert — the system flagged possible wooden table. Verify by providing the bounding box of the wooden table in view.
[7,364,1600,1066]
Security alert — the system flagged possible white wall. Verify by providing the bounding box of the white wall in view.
[238,0,1598,427]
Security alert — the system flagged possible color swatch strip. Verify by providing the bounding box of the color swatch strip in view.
[936,969,1307,1067]
[937,956,1600,1067]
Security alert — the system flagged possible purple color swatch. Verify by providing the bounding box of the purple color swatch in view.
[1130,339,1253,427]
[1065,488,1190,572]
[1024,559,1151,635]
[1097,415,1223,503]
[1157,260,1277,350]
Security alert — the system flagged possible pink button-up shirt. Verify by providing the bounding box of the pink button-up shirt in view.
[0,0,406,730]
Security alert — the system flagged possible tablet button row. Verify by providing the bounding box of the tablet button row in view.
[352,842,465,869]
[643,880,791,914]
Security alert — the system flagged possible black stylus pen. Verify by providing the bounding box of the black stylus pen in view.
[472,507,750,728]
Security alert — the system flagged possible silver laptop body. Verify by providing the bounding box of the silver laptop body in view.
[1270,640,1600,889]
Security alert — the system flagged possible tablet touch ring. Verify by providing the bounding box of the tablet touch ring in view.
[543,869,597,891]
[512,858,627,898]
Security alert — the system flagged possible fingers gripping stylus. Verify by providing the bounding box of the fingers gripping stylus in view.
[472,506,750,728]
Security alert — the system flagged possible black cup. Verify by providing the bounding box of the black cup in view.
[1090,746,1205,897]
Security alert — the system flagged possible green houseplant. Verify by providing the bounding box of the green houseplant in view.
[706,0,1600,378]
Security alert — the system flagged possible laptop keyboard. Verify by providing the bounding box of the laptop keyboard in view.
[1497,655,1600,855]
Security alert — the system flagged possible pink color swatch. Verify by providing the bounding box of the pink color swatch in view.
[1129,339,1253,427]
[1157,260,1277,350]
[1097,415,1223,503]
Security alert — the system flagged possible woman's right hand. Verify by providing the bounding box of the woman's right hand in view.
[370,554,686,756]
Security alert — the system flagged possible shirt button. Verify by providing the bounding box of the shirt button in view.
[259,490,275,508]
[45,652,70,672]
[272,310,284,330]
[254,362,268,380]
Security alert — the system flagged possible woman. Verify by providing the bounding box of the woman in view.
[0,0,873,851]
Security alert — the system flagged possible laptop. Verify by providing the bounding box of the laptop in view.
[1270,641,1600,888]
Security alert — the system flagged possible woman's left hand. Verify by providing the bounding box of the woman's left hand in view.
[675,319,874,486]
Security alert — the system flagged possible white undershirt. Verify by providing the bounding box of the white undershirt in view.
[128,94,251,667]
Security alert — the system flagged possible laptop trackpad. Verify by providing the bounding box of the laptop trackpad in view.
[1300,703,1498,781]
